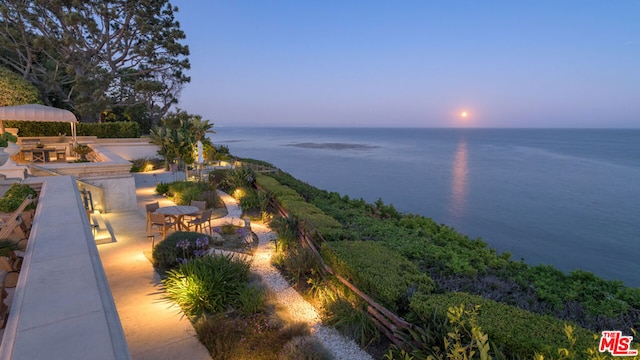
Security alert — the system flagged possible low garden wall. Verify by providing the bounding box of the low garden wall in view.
[28,142,144,212]
[0,176,130,359]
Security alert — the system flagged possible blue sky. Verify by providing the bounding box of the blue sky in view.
[170,1,640,128]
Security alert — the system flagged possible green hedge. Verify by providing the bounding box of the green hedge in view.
[78,121,140,138]
[322,241,434,312]
[256,175,302,199]
[6,120,140,138]
[410,292,596,358]
[256,175,341,233]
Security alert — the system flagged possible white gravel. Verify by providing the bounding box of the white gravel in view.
[211,192,373,360]
[251,225,373,360]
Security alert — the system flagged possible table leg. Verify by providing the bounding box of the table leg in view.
[175,215,188,231]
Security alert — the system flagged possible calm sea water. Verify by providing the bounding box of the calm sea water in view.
[209,127,640,287]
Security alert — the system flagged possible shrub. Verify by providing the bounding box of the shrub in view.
[278,336,333,360]
[155,182,170,196]
[0,132,17,147]
[239,187,260,211]
[269,215,299,251]
[0,184,37,212]
[322,241,434,312]
[281,245,321,286]
[175,185,204,205]
[520,266,640,319]
[323,297,380,348]
[152,231,212,272]
[387,303,495,360]
[6,120,70,137]
[237,282,267,316]
[409,292,596,358]
[195,315,241,359]
[256,175,302,200]
[73,144,93,160]
[200,189,224,209]
[154,180,223,208]
[162,254,251,319]
[130,158,163,172]
[77,121,141,138]
[9,121,143,138]
[221,167,255,191]
[208,169,228,189]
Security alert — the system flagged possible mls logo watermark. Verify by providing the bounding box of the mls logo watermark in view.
[599,331,638,357]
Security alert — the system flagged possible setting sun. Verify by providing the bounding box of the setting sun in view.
[461,111,468,118]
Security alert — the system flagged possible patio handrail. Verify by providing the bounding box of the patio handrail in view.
[27,163,106,213]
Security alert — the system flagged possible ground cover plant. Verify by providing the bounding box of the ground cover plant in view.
[252,169,640,358]
[211,224,259,254]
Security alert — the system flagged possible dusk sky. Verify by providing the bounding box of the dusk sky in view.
[170,1,640,128]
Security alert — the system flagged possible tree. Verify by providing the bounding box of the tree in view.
[0,66,41,106]
[149,110,215,172]
[0,0,190,125]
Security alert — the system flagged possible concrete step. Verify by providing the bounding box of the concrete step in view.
[90,213,113,244]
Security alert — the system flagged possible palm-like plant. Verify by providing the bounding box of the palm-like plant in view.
[150,110,216,171]
[189,117,216,143]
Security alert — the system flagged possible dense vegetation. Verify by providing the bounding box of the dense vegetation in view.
[0,184,37,212]
[153,231,332,359]
[250,166,640,358]
[146,161,638,358]
[0,1,190,125]
[155,180,224,210]
[5,120,141,138]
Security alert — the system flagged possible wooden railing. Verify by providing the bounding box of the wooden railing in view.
[0,195,33,241]
[235,161,279,174]
[267,196,413,347]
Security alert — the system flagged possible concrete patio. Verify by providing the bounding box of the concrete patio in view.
[96,170,211,360]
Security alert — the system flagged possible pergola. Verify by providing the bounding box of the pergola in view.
[0,104,77,143]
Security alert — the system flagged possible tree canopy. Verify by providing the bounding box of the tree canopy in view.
[0,0,190,126]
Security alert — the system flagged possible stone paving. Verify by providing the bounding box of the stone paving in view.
[99,169,370,360]
[97,170,211,360]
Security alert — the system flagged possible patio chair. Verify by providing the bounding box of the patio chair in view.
[145,201,159,232]
[190,200,206,211]
[148,212,176,239]
[20,146,34,162]
[186,200,206,221]
[187,208,212,233]
[55,145,67,160]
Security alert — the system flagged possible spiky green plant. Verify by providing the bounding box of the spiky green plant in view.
[162,254,251,319]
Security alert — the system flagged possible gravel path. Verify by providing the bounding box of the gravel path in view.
[212,192,374,360]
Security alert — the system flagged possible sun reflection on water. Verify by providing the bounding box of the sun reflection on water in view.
[450,138,468,217]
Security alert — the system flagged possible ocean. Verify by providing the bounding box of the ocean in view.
[209,127,640,287]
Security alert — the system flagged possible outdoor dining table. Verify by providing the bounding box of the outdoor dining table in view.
[21,147,56,163]
[155,205,199,231]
